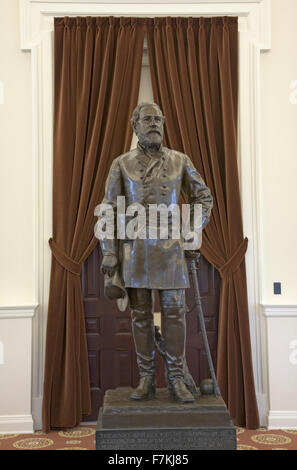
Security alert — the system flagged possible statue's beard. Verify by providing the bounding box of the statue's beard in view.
[146,142,161,152]
[139,137,162,153]
[137,130,163,153]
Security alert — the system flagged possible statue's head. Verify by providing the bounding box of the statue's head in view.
[131,102,165,151]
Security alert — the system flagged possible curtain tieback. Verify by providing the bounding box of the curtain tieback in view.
[49,238,82,276]
[218,237,248,279]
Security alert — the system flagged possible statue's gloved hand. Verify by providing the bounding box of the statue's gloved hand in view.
[101,254,118,277]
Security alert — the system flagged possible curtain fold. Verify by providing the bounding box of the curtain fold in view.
[147,16,259,428]
[42,16,145,432]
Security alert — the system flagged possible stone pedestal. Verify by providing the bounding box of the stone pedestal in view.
[96,388,236,450]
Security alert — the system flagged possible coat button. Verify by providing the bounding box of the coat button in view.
[146,195,155,204]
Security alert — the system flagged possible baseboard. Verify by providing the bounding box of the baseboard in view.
[33,395,271,430]
[268,411,297,429]
[0,415,34,434]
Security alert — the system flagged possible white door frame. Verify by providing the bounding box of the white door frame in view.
[19,0,271,429]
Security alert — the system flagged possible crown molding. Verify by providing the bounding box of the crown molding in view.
[19,0,271,51]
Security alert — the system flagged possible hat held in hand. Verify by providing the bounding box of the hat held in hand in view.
[104,269,128,312]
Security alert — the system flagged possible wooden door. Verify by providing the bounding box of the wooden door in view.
[82,246,220,421]
[184,255,220,385]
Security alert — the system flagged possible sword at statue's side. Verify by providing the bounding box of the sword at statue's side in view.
[187,251,221,397]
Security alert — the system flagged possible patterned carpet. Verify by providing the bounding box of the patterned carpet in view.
[0,426,297,450]
[236,427,297,450]
[0,426,96,450]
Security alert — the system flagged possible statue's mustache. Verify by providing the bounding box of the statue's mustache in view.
[147,129,161,136]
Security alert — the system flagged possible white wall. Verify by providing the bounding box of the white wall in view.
[260,0,297,427]
[0,0,33,306]
[265,313,297,428]
[261,0,297,305]
[0,0,34,433]
[0,311,34,433]
[0,319,32,414]
[0,0,296,430]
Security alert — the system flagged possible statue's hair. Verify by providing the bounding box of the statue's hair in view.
[130,102,164,129]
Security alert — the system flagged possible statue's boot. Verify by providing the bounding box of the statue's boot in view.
[169,377,195,403]
[130,302,156,400]
[162,303,195,403]
[130,375,156,400]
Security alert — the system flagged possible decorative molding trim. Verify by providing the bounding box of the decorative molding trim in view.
[0,415,34,434]
[27,0,266,2]
[0,306,37,319]
[268,411,297,430]
[32,396,42,430]
[19,0,271,427]
[256,392,268,427]
[19,0,271,51]
[261,305,297,318]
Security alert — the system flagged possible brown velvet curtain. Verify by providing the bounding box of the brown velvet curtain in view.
[42,17,145,432]
[147,17,259,428]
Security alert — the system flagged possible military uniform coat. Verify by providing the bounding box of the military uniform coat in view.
[99,144,213,289]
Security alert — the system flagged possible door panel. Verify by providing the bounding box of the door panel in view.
[82,245,220,421]
[185,255,220,386]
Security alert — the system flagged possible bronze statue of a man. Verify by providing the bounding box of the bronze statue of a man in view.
[99,103,213,403]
